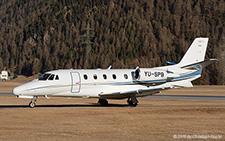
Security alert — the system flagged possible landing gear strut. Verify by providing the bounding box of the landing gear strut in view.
[98,99,108,106]
[29,96,38,108]
[127,96,138,107]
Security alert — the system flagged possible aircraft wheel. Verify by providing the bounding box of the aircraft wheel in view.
[29,101,36,108]
[98,99,108,106]
[127,99,138,107]
[127,99,130,104]
[130,103,137,107]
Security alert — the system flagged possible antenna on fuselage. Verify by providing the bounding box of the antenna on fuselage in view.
[107,65,112,70]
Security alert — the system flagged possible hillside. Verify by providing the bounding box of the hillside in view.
[0,0,224,84]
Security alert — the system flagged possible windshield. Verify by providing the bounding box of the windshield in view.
[48,74,55,80]
[38,73,51,80]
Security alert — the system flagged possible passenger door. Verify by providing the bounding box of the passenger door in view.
[70,72,81,93]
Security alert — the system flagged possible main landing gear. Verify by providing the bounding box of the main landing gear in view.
[98,99,108,106]
[98,97,138,107]
[127,97,138,107]
[29,96,38,108]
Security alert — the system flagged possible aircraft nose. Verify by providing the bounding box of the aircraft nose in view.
[13,86,22,95]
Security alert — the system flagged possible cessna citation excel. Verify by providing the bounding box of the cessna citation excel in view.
[13,38,217,108]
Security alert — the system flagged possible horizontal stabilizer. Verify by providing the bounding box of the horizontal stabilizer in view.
[181,59,218,69]
[199,59,218,68]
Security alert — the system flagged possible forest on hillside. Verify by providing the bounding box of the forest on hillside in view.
[0,0,224,84]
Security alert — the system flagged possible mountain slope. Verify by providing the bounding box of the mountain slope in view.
[0,0,224,84]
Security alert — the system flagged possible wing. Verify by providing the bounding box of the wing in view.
[99,87,171,99]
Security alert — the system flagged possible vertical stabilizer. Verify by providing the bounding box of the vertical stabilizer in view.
[178,38,208,67]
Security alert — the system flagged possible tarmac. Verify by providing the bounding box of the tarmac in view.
[146,95,225,101]
[2,93,225,101]
[0,86,225,140]
[1,93,225,109]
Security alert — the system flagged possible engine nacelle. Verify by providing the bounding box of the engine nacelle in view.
[133,68,168,84]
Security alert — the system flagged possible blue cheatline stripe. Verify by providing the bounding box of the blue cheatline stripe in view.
[172,69,202,81]
[23,84,64,92]
[98,69,201,86]
[97,79,167,86]
[136,79,167,83]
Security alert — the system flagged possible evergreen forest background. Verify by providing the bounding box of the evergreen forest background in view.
[0,0,224,84]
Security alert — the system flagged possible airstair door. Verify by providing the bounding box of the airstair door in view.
[70,72,81,93]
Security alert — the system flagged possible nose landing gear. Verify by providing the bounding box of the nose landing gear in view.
[29,96,38,108]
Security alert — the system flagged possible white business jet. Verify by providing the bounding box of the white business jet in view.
[13,38,217,108]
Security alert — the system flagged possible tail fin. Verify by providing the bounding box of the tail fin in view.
[178,38,209,67]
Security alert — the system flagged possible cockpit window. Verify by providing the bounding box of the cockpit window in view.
[38,73,51,80]
[48,74,55,80]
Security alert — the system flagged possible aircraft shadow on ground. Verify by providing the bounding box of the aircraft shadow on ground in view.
[0,103,130,109]
[155,95,225,98]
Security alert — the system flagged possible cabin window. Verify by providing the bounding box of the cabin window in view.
[84,74,88,80]
[38,73,51,80]
[48,74,55,80]
[124,74,128,79]
[103,74,107,79]
[112,74,116,79]
[55,75,59,80]
[93,74,97,80]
